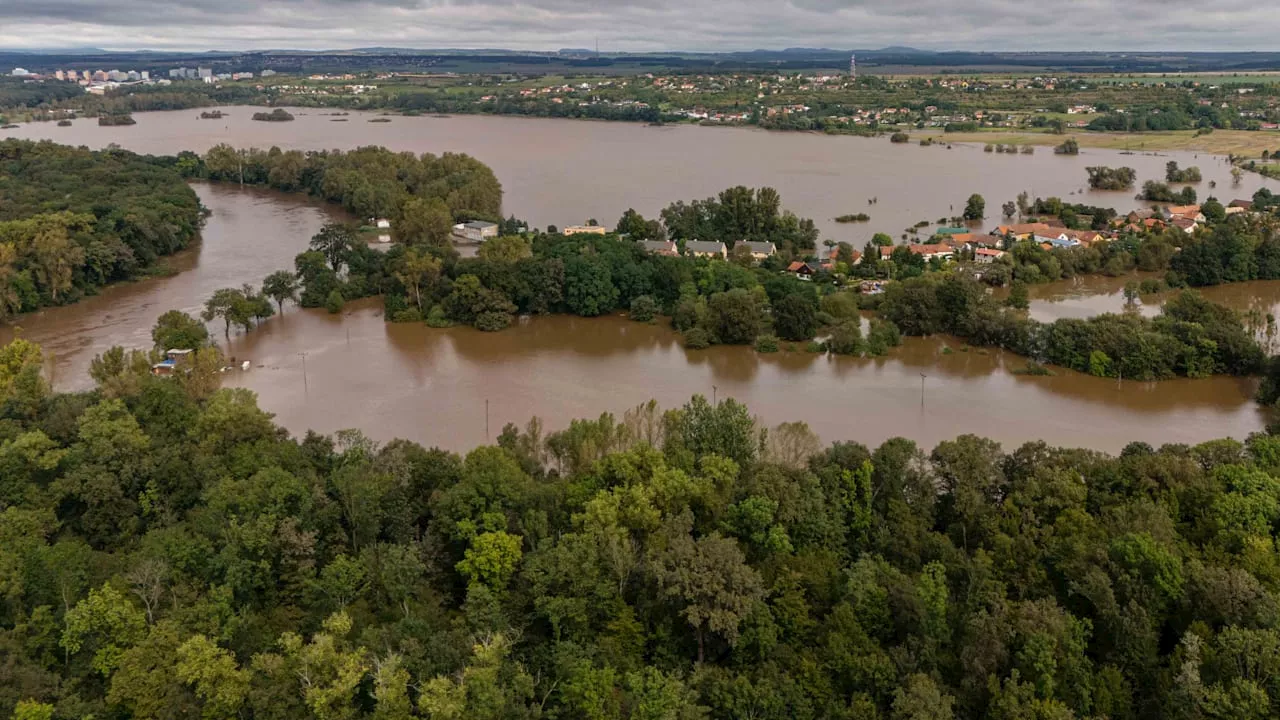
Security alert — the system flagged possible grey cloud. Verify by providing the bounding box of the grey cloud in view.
[0,0,1277,51]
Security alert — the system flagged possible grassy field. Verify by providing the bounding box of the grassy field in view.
[912,128,1280,156]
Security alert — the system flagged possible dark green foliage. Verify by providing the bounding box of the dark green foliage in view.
[199,143,503,222]
[772,293,818,341]
[1086,166,1137,190]
[10,352,1280,720]
[630,294,659,322]
[0,139,203,318]
[877,272,1264,379]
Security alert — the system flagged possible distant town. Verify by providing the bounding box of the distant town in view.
[8,65,276,95]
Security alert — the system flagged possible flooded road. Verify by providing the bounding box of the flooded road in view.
[4,107,1274,246]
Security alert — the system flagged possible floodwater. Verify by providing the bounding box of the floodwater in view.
[0,183,341,387]
[1021,274,1280,324]
[4,107,1275,245]
[1,114,1276,452]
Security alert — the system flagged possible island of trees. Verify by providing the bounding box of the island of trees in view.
[0,139,203,320]
[3,328,1280,720]
[251,108,294,122]
[96,114,136,126]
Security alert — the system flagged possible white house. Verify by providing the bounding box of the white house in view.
[452,221,499,243]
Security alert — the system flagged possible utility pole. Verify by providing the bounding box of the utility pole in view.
[298,352,308,392]
[485,399,490,441]
[712,385,718,405]
[919,373,927,410]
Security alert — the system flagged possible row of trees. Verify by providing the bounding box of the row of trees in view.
[6,331,1280,720]
[874,271,1265,379]
[0,139,204,320]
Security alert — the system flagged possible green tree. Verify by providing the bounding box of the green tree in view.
[772,293,817,341]
[565,255,620,317]
[61,583,147,676]
[151,309,209,351]
[261,270,300,314]
[310,223,358,272]
[650,514,764,662]
[394,196,453,246]
[391,247,442,312]
[963,194,986,221]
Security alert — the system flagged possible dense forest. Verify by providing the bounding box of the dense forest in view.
[3,333,1280,720]
[0,139,203,320]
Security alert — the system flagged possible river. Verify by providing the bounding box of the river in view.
[4,107,1275,245]
[1,112,1277,453]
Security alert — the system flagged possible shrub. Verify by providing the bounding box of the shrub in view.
[425,305,454,328]
[826,320,864,355]
[391,308,423,323]
[866,318,902,356]
[630,295,659,322]
[474,311,512,332]
[683,327,711,349]
[890,132,910,143]
[754,335,780,353]
[325,289,345,314]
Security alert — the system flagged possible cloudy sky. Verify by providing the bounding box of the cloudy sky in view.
[0,0,1277,52]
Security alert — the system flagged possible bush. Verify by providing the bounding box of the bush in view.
[805,340,824,353]
[890,132,910,143]
[1012,361,1056,376]
[325,289,345,314]
[820,291,861,320]
[866,318,902,356]
[826,320,864,355]
[754,335,780,353]
[630,295,659,322]
[683,327,711,349]
[425,305,454,328]
[391,308,423,323]
[474,311,512,332]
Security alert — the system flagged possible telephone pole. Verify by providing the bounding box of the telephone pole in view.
[298,352,308,392]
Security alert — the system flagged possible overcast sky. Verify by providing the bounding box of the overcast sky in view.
[0,0,1277,52]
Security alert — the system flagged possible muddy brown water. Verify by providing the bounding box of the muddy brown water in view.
[4,107,1275,245]
[2,113,1277,452]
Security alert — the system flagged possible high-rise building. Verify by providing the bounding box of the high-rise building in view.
[198,67,212,79]
[850,54,856,78]
[140,71,149,80]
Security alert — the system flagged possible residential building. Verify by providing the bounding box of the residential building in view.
[880,244,954,261]
[198,67,212,79]
[563,225,607,236]
[991,222,1053,240]
[452,220,499,243]
[1170,217,1198,234]
[973,248,1006,264]
[685,240,727,259]
[736,240,776,260]
[639,240,679,256]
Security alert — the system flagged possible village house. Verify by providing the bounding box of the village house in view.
[786,260,823,280]
[973,248,1006,264]
[1163,205,1205,223]
[639,240,679,256]
[880,244,954,261]
[991,222,1054,240]
[452,220,498,243]
[685,240,728,259]
[736,240,777,260]
[1170,216,1198,234]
